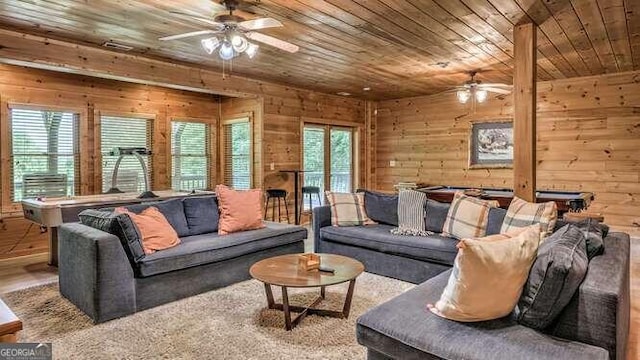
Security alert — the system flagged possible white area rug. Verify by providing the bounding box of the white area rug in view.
[2,273,413,359]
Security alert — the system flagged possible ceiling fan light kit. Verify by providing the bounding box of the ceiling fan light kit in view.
[201,33,258,60]
[454,71,511,104]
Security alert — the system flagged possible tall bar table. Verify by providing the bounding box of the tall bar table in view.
[279,170,305,225]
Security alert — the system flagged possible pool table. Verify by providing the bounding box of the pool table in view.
[418,186,594,213]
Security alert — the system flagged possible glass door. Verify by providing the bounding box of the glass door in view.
[302,126,325,209]
[330,128,353,193]
[302,124,355,208]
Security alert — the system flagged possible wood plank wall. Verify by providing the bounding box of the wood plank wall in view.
[0,63,367,259]
[0,64,219,259]
[261,93,367,222]
[376,70,640,235]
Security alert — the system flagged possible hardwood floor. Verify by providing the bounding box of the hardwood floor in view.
[0,253,57,294]
[0,238,638,359]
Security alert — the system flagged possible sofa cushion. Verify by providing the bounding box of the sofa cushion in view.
[517,224,588,330]
[120,199,191,237]
[425,199,449,233]
[356,270,609,360]
[320,224,459,265]
[137,222,307,277]
[78,209,145,262]
[361,190,398,226]
[183,196,219,235]
[486,207,507,235]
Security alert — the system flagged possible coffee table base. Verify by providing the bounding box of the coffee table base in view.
[263,280,356,331]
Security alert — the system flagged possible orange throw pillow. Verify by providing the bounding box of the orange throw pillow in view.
[215,184,265,235]
[115,206,180,254]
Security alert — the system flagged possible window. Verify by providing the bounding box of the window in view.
[222,118,251,190]
[100,115,153,193]
[171,121,210,191]
[9,107,79,202]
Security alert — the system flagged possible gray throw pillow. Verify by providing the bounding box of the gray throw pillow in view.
[571,218,606,260]
[183,196,219,235]
[390,190,431,236]
[361,190,398,226]
[78,209,145,262]
[517,224,588,330]
[424,199,449,233]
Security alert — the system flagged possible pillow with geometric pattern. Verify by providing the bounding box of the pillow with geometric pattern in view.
[441,192,499,239]
[501,196,557,239]
[325,191,376,227]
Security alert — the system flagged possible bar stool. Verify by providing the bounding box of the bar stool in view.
[264,189,290,223]
[301,186,322,216]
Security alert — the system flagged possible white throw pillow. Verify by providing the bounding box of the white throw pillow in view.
[429,225,541,322]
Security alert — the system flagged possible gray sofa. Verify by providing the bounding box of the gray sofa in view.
[59,195,306,323]
[313,195,630,360]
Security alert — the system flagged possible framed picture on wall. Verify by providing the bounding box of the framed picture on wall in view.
[469,120,513,169]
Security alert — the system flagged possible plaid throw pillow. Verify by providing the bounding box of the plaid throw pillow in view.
[325,192,376,227]
[442,192,499,239]
[390,189,432,236]
[500,196,557,238]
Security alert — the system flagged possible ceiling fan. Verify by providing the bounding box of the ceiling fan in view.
[449,71,512,104]
[159,0,299,60]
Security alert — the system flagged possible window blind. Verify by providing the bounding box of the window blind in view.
[223,119,251,190]
[100,115,153,193]
[171,121,209,191]
[10,108,79,201]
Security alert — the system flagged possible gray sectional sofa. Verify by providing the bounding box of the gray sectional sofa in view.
[313,192,630,360]
[59,195,307,323]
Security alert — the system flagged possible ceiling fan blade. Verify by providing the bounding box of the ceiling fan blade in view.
[480,83,512,87]
[238,17,283,31]
[159,30,218,41]
[245,32,299,53]
[481,87,512,95]
[169,11,226,28]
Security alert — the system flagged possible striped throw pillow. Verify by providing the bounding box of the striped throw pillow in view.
[500,196,558,238]
[390,189,431,236]
[442,192,499,239]
[325,192,376,226]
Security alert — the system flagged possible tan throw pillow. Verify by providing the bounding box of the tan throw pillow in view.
[216,184,265,235]
[441,192,499,239]
[325,191,376,227]
[501,196,558,238]
[429,225,541,322]
[115,207,180,255]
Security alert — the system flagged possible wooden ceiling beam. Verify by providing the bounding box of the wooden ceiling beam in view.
[0,27,363,106]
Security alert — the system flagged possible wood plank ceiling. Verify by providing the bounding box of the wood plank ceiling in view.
[0,0,638,100]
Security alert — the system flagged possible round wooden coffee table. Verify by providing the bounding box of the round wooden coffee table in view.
[250,253,364,331]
